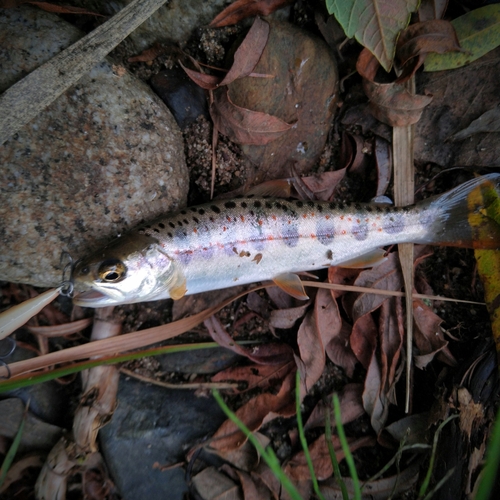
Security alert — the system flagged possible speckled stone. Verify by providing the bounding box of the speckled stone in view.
[0,7,189,287]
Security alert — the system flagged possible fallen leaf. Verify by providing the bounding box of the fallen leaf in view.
[204,315,294,365]
[300,169,347,202]
[209,371,296,452]
[211,87,294,145]
[269,302,310,329]
[211,361,295,393]
[179,61,223,90]
[357,48,433,127]
[396,20,461,83]
[210,0,292,28]
[296,310,326,396]
[418,0,448,22]
[412,298,456,368]
[449,106,500,142]
[285,433,375,481]
[327,0,420,72]
[350,313,378,370]
[383,412,432,444]
[374,136,392,196]
[304,383,365,430]
[20,1,103,16]
[219,17,270,86]
[192,466,242,500]
[425,4,500,71]
[128,42,165,63]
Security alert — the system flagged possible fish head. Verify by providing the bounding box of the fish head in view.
[72,234,184,307]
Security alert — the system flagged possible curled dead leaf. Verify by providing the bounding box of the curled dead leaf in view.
[396,20,462,83]
[211,87,295,145]
[356,48,433,127]
[210,0,292,28]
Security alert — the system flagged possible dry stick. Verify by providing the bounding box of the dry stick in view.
[393,77,416,414]
[0,0,169,146]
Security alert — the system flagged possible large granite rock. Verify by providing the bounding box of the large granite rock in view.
[0,7,189,287]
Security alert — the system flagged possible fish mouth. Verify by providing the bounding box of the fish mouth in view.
[72,290,121,308]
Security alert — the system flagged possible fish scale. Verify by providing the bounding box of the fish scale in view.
[72,175,500,307]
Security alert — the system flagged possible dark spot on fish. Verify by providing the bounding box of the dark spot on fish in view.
[198,208,205,215]
[169,222,175,229]
[241,202,247,208]
[352,219,368,241]
[184,219,189,225]
[365,206,373,212]
[177,220,183,227]
[282,225,300,247]
[225,201,236,209]
[145,225,151,229]
[247,194,255,198]
[174,228,187,241]
[233,247,238,254]
[376,206,383,213]
[383,213,405,234]
[254,201,262,208]
[180,210,187,215]
[307,201,315,207]
[274,202,282,210]
[326,249,333,260]
[153,228,159,233]
[209,217,215,223]
[158,222,165,229]
[354,203,362,211]
[189,207,197,213]
[193,217,199,224]
[296,200,304,208]
[384,206,392,213]
[329,202,337,210]
[250,210,255,217]
[317,205,323,212]
[211,205,221,214]
[167,232,173,238]
[317,219,335,245]
[265,201,272,209]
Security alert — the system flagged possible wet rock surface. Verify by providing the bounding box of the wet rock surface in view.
[99,374,227,500]
[415,46,500,168]
[227,21,339,183]
[0,7,188,287]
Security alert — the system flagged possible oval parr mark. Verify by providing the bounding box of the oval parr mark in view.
[282,225,300,247]
[316,218,335,245]
[383,212,405,234]
[352,219,368,241]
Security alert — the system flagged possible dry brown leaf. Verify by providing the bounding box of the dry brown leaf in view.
[285,434,375,481]
[211,87,294,145]
[20,1,103,16]
[356,48,433,127]
[374,136,392,197]
[210,0,292,28]
[204,315,294,365]
[396,20,461,83]
[191,466,242,500]
[269,302,310,329]
[296,310,325,396]
[300,169,347,202]
[413,298,456,368]
[211,361,295,392]
[179,61,223,90]
[219,17,270,86]
[128,42,165,63]
[418,0,449,21]
[304,383,365,430]
[325,320,358,378]
[209,371,296,452]
[350,313,378,370]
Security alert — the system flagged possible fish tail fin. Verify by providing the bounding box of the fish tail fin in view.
[423,174,500,249]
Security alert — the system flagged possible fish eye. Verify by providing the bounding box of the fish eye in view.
[98,259,127,282]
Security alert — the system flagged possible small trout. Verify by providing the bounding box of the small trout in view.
[72,174,500,307]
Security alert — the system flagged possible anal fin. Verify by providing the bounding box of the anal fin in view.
[273,273,309,300]
[338,248,387,269]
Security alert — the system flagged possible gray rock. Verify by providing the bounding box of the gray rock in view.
[75,0,232,51]
[99,375,227,500]
[0,7,188,287]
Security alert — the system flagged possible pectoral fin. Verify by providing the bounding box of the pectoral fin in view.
[338,249,387,269]
[273,273,309,300]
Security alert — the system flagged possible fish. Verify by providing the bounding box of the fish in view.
[72,174,500,307]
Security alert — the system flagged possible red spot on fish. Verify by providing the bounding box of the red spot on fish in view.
[223,226,227,231]
[272,215,277,221]
[227,216,231,222]
[325,215,330,220]
[310,233,316,239]
[365,218,369,222]
[193,228,197,233]
[347,217,352,222]
[311,212,315,217]
[302,214,307,219]
[356,219,360,223]
[340,215,344,220]
[267,235,274,240]
[240,215,245,222]
[258,220,263,226]
[341,230,346,235]
[288,220,291,224]
[378,228,383,232]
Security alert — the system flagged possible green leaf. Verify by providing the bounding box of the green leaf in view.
[326,0,419,71]
[425,4,500,71]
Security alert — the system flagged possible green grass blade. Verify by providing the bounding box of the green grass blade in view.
[0,403,28,488]
[212,389,302,500]
[295,372,325,500]
[476,404,500,500]
[418,414,458,499]
[333,393,361,500]
[325,399,350,500]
